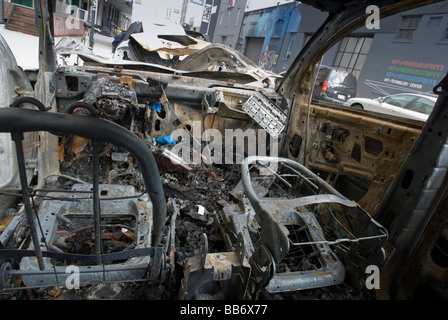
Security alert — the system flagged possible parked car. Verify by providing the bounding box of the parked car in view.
[312,65,358,104]
[344,93,437,121]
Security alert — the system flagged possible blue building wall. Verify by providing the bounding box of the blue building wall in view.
[239,2,302,70]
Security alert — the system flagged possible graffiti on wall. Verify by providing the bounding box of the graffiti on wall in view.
[384,59,444,90]
[259,45,279,71]
[364,59,445,96]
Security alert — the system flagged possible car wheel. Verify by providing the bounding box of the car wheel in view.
[351,103,363,110]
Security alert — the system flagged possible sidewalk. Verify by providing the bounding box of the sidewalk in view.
[0,24,114,70]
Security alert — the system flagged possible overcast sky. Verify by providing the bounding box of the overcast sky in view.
[132,0,295,24]
[246,0,294,11]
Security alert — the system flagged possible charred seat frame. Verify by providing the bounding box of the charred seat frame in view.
[238,156,389,294]
[0,97,167,289]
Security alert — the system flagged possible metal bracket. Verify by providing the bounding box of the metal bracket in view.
[242,92,287,139]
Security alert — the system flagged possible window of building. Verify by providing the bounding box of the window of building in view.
[235,37,243,51]
[273,20,285,38]
[333,36,373,79]
[219,12,224,26]
[427,16,442,28]
[165,7,172,20]
[227,0,234,8]
[226,9,231,26]
[235,8,241,26]
[284,33,297,60]
[11,0,33,7]
[54,0,88,19]
[397,15,422,40]
[269,37,280,52]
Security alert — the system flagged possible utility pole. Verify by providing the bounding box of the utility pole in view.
[180,0,188,24]
[200,0,216,38]
[89,0,97,50]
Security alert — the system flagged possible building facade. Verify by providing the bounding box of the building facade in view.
[212,0,247,48]
[3,0,132,37]
[180,0,206,31]
[354,1,448,98]
[236,2,325,71]
[234,1,448,98]
[133,0,183,25]
[199,0,221,40]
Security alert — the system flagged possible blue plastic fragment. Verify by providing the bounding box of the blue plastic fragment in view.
[151,102,162,112]
[155,134,176,145]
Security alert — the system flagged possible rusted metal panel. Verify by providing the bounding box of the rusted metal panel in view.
[284,102,422,214]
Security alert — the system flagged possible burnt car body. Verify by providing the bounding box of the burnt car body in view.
[0,0,447,301]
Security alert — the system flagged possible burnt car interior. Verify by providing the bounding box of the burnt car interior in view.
[0,0,447,301]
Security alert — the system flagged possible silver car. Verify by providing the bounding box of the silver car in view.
[344,93,437,121]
